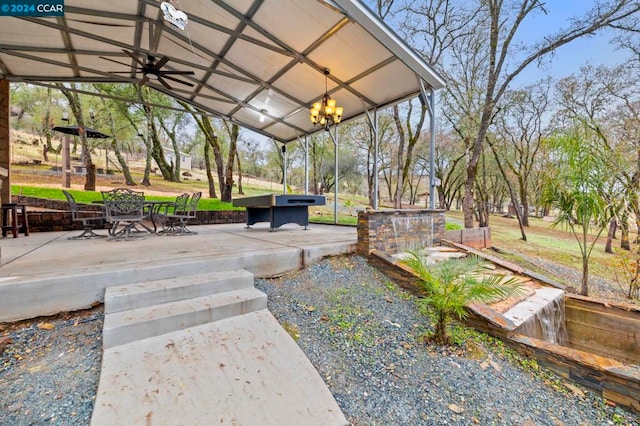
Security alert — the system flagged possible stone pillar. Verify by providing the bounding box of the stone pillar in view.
[357,209,446,256]
[0,79,10,204]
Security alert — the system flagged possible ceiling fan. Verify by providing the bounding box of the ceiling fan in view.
[101,49,195,90]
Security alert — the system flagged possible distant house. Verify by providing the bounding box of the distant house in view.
[158,147,192,170]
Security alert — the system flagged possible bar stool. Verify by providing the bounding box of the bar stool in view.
[1,203,30,238]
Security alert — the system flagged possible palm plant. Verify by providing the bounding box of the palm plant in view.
[541,125,618,296]
[400,253,527,345]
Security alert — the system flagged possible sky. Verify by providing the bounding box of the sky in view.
[511,0,632,86]
[369,0,633,87]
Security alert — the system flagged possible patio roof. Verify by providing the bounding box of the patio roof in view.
[0,0,445,143]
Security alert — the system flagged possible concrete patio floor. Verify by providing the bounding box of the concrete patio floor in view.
[0,222,357,322]
[0,222,357,278]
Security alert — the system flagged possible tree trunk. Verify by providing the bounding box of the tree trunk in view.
[112,140,135,186]
[620,217,631,251]
[44,87,55,153]
[512,197,527,241]
[434,312,449,345]
[159,120,181,182]
[104,111,135,186]
[203,141,217,198]
[581,255,589,296]
[236,146,244,195]
[141,119,152,186]
[463,165,477,228]
[148,119,172,181]
[520,180,530,227]
[604,219,617,254]
[477,150,489,228]
[221,123,239,202]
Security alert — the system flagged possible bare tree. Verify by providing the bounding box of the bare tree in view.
[388,0,479,208]
[96,96,135,186]
[456,0,640,229]
[489,79,553,240]
[392,101,427,208]
[428,133,465,210]
[181,102,235,200]
[158,108,190,182]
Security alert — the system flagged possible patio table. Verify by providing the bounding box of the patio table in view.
[232,194,325,231]
[92,197,174,235]
[143,200,176,233]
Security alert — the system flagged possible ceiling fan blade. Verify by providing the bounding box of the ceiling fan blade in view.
[100,56,134,68]
[158,77,174,90]
[123,49,145,67]
[162,74,195,87]
[137,75,149,87]
[155,56,170,69]
[157,70,195,76]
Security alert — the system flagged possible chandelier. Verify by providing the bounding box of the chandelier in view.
[310,68,344,130]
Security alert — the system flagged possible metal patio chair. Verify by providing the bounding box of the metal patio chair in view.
[160,191,201,235]
[101,188,146,240]
[63,190,107,240]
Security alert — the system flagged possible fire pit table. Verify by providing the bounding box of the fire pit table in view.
[232,194,325,231]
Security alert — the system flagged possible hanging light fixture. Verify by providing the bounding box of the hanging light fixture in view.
[310,68,344,131]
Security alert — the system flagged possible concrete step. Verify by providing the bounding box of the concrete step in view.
[92,310,349,426]
[104,269,254,314]
[103,287,268,349]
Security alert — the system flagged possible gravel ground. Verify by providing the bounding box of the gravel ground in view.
[1,256,638,425]
[0,307,103,426]
[255,255,640,426]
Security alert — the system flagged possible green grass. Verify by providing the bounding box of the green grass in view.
[310,215,357,226]
[444,210,635,289]
[12,185,242,211]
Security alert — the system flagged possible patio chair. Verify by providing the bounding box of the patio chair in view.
[161,192,201,235]
[101,188,146,240]
[63,190,107,240]
[151,193,188,232]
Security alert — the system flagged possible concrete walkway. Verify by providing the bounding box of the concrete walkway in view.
[0,223,356,425]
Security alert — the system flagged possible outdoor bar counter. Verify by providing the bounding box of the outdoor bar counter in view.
[232,194,325,231]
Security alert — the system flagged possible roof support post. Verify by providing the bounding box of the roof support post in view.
[298,135,309,195]
[282,144,287,194]
[419,78,436,210]
[327,127,339,224]
[428,87,436,210]
[362,105,379,210]
[0,79,10,204]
